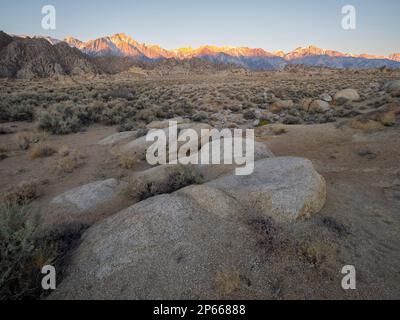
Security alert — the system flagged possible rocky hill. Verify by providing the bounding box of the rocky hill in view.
[0,31,13,51]
[0,32,99,78]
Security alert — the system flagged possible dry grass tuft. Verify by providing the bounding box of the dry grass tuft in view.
[58,145,70,157]
[56,154,84,173]
[29,144,56,159]
[271,126,288,135]
[119,153,138,169]
[215,271,242,296]
[0,144,9,153]
[124,165,203,201]
[14,131,48,151]
[299,239,338,269]
[0,202,88,300]
[2,182,39,206]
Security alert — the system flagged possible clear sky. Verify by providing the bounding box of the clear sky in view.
[1,0,399,55]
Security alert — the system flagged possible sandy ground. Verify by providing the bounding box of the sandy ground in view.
[259,121,400,299]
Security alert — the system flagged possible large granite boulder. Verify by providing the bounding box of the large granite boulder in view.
[383,80,400,97]
[43,179,128,230]
[97,131,138,146]
[119,123,212,160]
[334,89,360,102]
[50,157,326,300]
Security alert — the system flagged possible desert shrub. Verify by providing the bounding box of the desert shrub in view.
[103,86,134,101]
[58,146,70,157]
[99,101,137,125]
[321,217,351,237]
[160,104,176,118]
[119,153,138,169]
[0,102,34,122]
[136,109,157,123]
[0,202,88,300]
[86,101,106,122]
[0,203,36,299]
[215,271,242,297]
[192,111,208,122]
[14,131,46,150]
[243,110,256,120]
[116,120,136,132]
[299,239,338,268]
[0,127,12,135]
[38,103,94,134]
[2,182,38,206]
[174,103,194,117]
[56,153,85,173]
[0,144,8,153]
[29,144,56,159]
[38,111,81,134]
[167,165,204,190]
[248,217,278,247]
[124,165,203,201]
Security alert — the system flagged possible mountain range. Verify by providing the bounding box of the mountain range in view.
[1,31,400,78]
[61,33,400,70]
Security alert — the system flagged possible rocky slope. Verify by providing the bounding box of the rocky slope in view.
[0,33,99,78]
[0,31,13,51]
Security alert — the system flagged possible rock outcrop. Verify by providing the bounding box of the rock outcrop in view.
[97,131,138,146]
[125,141,274,199]
[308,100,332,113]
[44,179,128,230]
[0,31,13,51]
[334,89,361,102]
[346,103,400,131]
[50,179,123,213]
[50,157,326,299]
[118,122,212,160]
[270,100,294,113]
[383,80,400,97]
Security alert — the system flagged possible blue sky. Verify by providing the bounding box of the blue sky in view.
[1,0,399,55]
